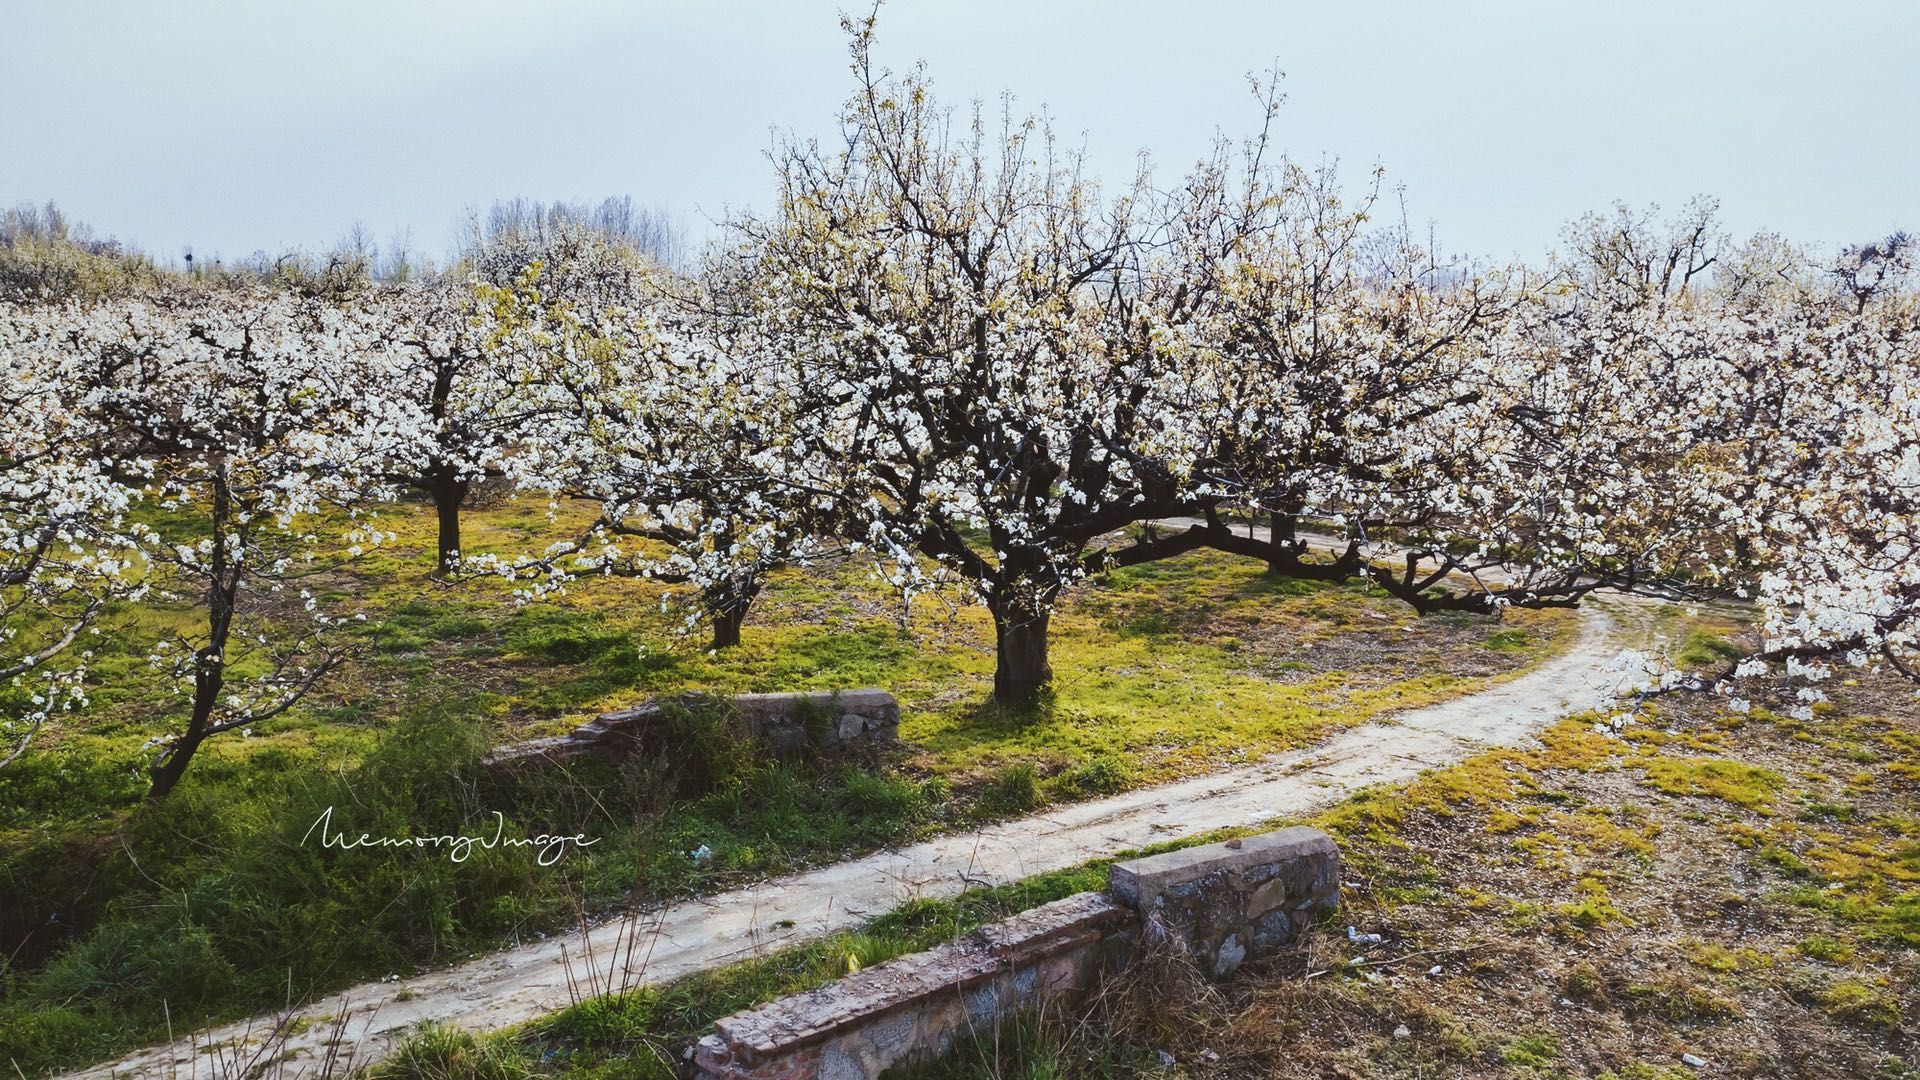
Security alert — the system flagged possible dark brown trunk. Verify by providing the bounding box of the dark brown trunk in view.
[706,572,762,650]
[711,607,745,649]
[146,728,204,799]
[991,606,1053,708]
[149,470,236,800]
[148,621,229,799]
[1264,501,1315,576]
[432,474,470,576]
[426,357,463,576]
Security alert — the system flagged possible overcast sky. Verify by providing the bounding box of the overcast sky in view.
[5,0,1916,265]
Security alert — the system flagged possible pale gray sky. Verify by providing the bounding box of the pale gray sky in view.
[5,0,1915,264]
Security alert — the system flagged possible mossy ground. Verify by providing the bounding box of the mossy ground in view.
[917,669,1920,1077]
[0,498,1571,1077]
[352,619,1916,1080]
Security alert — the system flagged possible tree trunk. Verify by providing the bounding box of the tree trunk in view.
[149,469,236,800]
[148,626,230,799]
[147,727,205,799]
[706,572,762,650]
[991,606,1053,709]
[1267,511,1290,575]
[711,606,746,649]
[432,474,470,576]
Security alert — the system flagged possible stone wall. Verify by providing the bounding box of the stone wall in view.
[692,827,1341,1079]
[693,893,1128,1079]
[483,689,900,767]
[1108,825,1340,978]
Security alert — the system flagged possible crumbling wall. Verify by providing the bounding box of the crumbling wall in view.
[1107,825,1340,978]
[693,893,1128,1079]
[691,827,1341,1079]
[483,688,900,767]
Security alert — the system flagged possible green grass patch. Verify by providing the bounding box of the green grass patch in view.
[0,701,936,1076]
[1641,757,1788,811]
[1674,629,1742,668]
[0,499,1579,1077]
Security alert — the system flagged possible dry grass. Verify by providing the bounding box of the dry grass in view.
[924,669,1920,1078]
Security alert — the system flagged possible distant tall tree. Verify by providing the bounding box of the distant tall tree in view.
[465,196,685,270]
[1,201,162,300]
[366,220,650,574]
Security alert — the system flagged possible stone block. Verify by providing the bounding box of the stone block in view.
[693,892,1127,1078]
[1107,826,1338,977]
[689,828,1342,1077]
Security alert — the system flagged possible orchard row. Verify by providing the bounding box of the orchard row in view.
[3,37,1914,795]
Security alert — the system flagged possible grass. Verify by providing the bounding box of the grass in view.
[1640,756,1788,811]
[356,850,1195,1079]
[911,667,1920,1077]
[0,703,941,1075]
[1499,1031,1563,1070]
[1674,628,1743,668]
[370,1024,534,1080]
[0,497,1575,1077]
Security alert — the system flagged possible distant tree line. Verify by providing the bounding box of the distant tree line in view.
[0,195,685,301]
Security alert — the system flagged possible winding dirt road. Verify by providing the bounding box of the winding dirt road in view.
[67,543,1666,1078]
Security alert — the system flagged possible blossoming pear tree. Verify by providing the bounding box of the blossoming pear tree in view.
[365,220,650,576]
[711,22,1920,708]
[68,285,412,796]
[716,18,1290,705]
[0,301,144,767]
[1699,231,1920,706]
[456,230,839,650]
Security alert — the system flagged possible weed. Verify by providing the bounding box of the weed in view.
[1562,962,1607,1001]
[1620,977,1740,1023]
[1687,942,1770,974]
[1820,979,1902,1029]
[974,763,1043,818]
[1641,757,1787,811]
[1798,935,1855,963]
[1052,754,1133,798]
[371,1023,533,1080]
[1483,628,1531,652]
[1500,1031,1561,1069]
[1553,877,1629,933]
[1674,630,1742,668]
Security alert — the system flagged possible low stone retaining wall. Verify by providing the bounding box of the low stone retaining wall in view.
[1111,826,1340,978]
[693,893,1128,1079]
[484,689,900,767]
[693,826,1341,1079]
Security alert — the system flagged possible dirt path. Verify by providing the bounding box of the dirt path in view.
[69,590,1662,1079]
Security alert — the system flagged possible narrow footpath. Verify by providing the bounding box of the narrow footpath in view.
[70,593,1658,1079]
